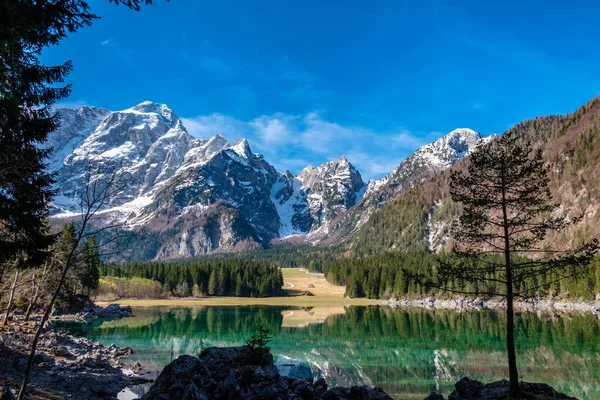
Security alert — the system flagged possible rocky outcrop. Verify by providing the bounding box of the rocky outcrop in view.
[141,346,392,400]
[0,326,147,399]
[425,377,576,400]
[52,295,133,320]
[319,129,482,245]
[382,296,600,314]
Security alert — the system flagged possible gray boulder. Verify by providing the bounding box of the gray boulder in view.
[141,346,392,400]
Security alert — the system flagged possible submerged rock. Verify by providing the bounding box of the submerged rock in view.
[141,346,393,400]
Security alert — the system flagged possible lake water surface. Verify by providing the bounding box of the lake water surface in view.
[64,306,600,399]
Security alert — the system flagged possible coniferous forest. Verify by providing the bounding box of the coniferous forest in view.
[323,252,600,300]
[101,259,285,298]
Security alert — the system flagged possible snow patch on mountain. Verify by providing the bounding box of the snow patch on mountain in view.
[270,174,307,237]
[47,101,483,259]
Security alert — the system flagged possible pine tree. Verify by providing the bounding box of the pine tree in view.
[208,270,218,296]
[439,131,599,396]
[80,235,101,295]
[52,223,79,297]
[0,1,97,277]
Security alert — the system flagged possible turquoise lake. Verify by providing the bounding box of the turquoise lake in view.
[63,306,600,399]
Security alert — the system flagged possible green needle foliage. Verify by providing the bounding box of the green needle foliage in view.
[244,326,272,366]
[0,0,96,271]
[437,131,599,396]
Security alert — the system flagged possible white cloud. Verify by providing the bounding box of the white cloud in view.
[393,129,426,148]
[181,114,251,140]
[180,111,444,180]
[250,114,296,145]
[101,39,113,46]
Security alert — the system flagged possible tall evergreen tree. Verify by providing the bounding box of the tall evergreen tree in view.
[438,131,599,396]
[208,270,218,296]
[0,1,97,274]
[80,235,101,295]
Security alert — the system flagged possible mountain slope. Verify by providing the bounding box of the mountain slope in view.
[353,96,600,256]
[48,102,370,259]
[319,128,482,245]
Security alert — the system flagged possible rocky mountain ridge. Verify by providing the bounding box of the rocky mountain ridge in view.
[48,101,479,259]
[352,96,600,256]
[317,128,482,246]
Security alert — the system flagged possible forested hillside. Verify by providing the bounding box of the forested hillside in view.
[353,96,600,255]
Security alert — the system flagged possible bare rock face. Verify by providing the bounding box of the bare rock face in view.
[141,346,392,400]
[48,102,481,259]
[320,128,482,245]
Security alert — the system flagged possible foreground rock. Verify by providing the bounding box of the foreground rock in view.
[0,325,147,399]
[424,377,576,400]
[141,346,392,400]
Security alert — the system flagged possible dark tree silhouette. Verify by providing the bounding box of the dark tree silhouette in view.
[439,131,598,396]
[0,0,163,284]
[0,0,97,284]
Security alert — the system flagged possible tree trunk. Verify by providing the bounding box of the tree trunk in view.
[501,163,519,397]
[24,262,48,322]
[506,279,519,396]
[3,269,20,326]
[24,270,37,322]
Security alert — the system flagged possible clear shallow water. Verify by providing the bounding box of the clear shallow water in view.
[62,306,600,400]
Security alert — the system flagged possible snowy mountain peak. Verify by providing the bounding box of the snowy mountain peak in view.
[205,134,230,149]
[127,100,169,113]
[230,138,252,158]
[121,101,181,130]
[438,128,481,153]
[412,127,481,170]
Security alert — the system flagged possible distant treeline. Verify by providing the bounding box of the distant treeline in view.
[182,245,344,273]
[101,259,285,298]
[324,252,600,300]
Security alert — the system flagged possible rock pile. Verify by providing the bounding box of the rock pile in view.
[52,301,133,321]
[0,326,147,399]
[141,346,393,400]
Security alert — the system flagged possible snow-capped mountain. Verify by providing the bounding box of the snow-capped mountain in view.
[364,128,481,200]
[320,128,482,245]
[297,157,366,241]
[47,101,479,259]
[48,102,369,258]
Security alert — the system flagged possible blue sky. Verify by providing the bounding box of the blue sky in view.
[44,0,600,180]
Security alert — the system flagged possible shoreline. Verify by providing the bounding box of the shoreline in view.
[94,294,600,315]
[381,296,600,314]
[95,295,380,308]
[0,323,148,399]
